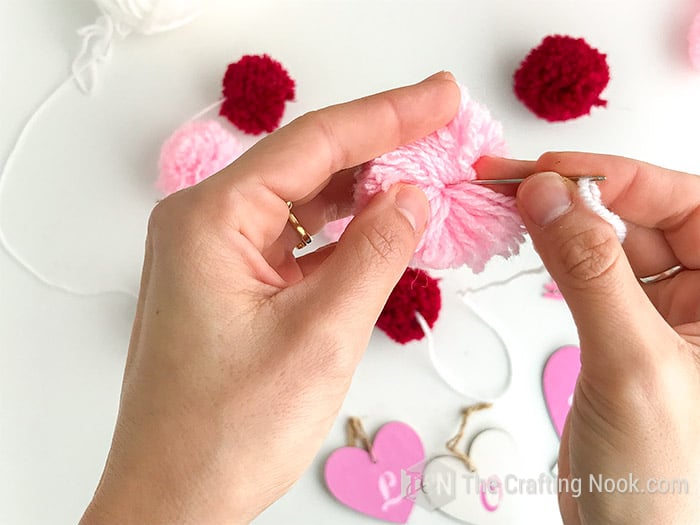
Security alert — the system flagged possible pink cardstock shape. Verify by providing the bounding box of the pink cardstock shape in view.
[543,345,581,438]
[324,421,425,523]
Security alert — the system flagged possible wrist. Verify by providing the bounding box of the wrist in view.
[79,466,249,525]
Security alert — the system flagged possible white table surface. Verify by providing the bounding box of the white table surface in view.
[2,1,699,524]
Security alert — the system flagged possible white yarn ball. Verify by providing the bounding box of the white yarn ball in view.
[72,0,201,92]
[94,0,202,35]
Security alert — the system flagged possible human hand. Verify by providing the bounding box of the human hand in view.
[477,154,700,524]
[79,73,460,525]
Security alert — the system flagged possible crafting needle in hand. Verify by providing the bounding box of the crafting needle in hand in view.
[471,175,606,185]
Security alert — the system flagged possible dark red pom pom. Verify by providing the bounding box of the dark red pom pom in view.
[514,35,610,122]
[220,54,295,135]
[376,268,442,345]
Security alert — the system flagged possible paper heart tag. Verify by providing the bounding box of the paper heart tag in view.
[324,421,425,523]
[543,345,581,438]
[422,428,519,523]
[543,279,564,300]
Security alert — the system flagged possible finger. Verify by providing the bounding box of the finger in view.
[476,155,686,276]
[643,270,700,327]
[206,72,460,253]
[125,233,154,373]
[517,172,679,382]
[535,152,700,269]
[473,156,537,197]
[301,184,428,340]
[622,224,680,277]
[292,166,359,216]
[295,243,337,276]
[276,167,357,251]
[217,72,460,202]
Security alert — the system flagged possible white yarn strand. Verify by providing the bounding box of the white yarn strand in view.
[416,299,512,402]
[577,177,627,243]
[187,99,224,122]
[72,14,122,94]
[459,265,547,294]
[0,73,137,298]
[73,0,202,93]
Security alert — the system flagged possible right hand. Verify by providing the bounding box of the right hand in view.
[478,153,700,524]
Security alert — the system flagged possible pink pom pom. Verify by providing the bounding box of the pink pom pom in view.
[158,120,244,196]
[689,11,700,70]
[354,85,525,272]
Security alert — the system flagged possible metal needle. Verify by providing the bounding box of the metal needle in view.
[471,175,606,185]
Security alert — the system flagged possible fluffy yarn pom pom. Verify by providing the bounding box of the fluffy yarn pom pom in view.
[354,85,525,272]
[377,268,441,344]
[689,12,700,70]
[158,120,243,196]
[514,35,610,121]
[94,0,201,35]
[220,54,296,135]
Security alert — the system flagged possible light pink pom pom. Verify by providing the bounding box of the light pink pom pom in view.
[158,120,244,196]
[689,11,700,70]
[354,85,525,272]
[323,216,353,241]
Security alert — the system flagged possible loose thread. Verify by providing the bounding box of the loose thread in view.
[0,68,136,299]
[445,402,492,472]
[72,14,126,94]
[458,265,547,294]
[346,417,377,463]
[1,5,201,299]
[187,99,225,122]
[0,59,217,299]
[416,297,512,401]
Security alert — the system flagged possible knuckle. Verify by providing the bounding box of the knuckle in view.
[206,183,244,230]
[375,96,404,146]
[360,223,408,267]
[559,227,621,287]
[147,196,176,240]
[297,110,349,173]
[147,189,213,251]
[536,151,564,170]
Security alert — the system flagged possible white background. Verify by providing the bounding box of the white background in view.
[2,1,700,524]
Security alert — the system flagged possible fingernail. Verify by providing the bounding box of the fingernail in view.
[395,185,429,232]
[521,172,572,226]
[420,70,455,83]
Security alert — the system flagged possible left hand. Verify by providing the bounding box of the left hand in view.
[80,73,460,524]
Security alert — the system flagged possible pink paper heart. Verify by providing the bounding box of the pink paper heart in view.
[543,345,581,438]
[542,278,564,300]
[324,421,424,523]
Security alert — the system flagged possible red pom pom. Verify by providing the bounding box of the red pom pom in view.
[220,54,295,135]
[376,268,442,344]
[514,35,610,122]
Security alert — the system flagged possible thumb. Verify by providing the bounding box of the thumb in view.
[309,184,428,331]
[517,172,674,376]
